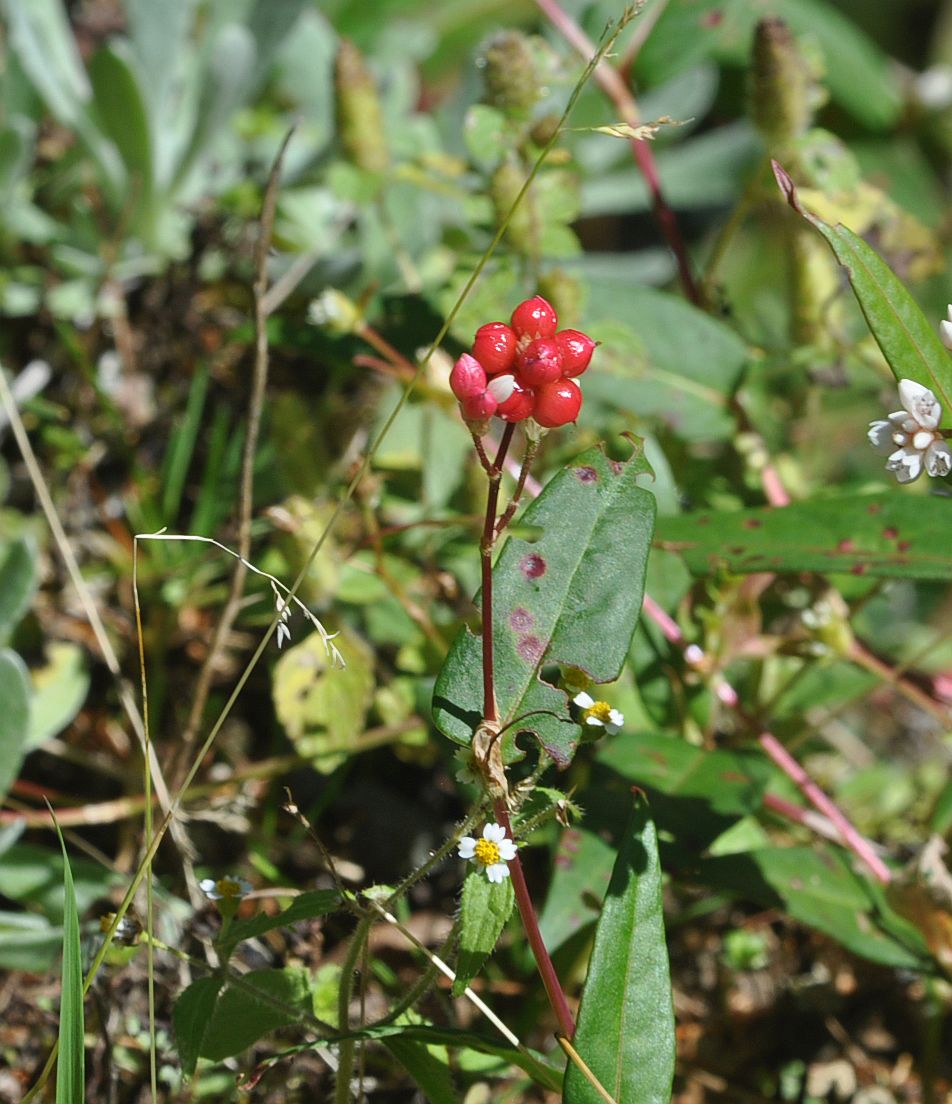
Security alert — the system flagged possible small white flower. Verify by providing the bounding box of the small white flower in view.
[458,823,518,883]
[199,876,252,901]
[868,378,950,483]
[572,691,624,735]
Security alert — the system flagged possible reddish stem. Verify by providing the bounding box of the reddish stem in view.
[494,797,577,1038]
[533,0,700,304]
[481,425,515,722]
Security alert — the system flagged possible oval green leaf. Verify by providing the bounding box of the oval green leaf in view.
[433,446,656,767]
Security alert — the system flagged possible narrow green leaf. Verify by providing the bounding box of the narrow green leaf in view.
[383,1036,459,1104]
[88,41,154,203]
[219,889,340,955]
[52,818,85,1104]
[453,871,515,997]
[774,161,952,411]
[0,536,37,637]
[656,492,952,581]
[564,800,675,1104]
[173,976,224,1077]
[330,1023,562,1091]
[0,649,31,801]
[690,847,931,972]
[433,446,656,767]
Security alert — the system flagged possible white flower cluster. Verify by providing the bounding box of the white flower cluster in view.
[868,378,950,484]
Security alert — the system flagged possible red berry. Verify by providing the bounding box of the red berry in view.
[510,295,558,340]
[533,378,582,428]
[460,390,498,420]
[450,353,488,401]
[494,377,535,422]
[472,322,518,376]
[556,329,596,377]
[517,337,563,387]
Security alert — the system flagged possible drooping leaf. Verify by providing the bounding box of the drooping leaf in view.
[173,977,224,1078]
[453,870,515,997]
[219,890,340,955]
[0,649,31,800]
[0,536,37,638]
[774,161,952,410]
[564,800,675,1104]
[689,847,932,971]
[53,819,84,1104]
[196,968,313,1062]
[433,446,656,766]
[656,492,952,581]
[383,1036,459,1104]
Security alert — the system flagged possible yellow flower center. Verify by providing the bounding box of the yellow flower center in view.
[584,701,613,724]
[216,877,243,898]
[474,839,502,866]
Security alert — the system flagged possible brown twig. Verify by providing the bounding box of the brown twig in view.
[169,126,296,788]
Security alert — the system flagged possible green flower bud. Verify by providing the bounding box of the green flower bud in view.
[749,18,826,146]
[481,32,543,117]
[335,39,389,174]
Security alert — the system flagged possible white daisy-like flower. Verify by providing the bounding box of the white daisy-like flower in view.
[868,378,951,484]
[199,876,252,901]
[458,823,518,884]
[572,691,624,735]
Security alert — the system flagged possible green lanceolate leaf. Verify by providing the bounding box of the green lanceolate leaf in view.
[564,799,675,1104]
[774,161,952,410]
[689,847,931,972]
[0,536,37,638]
[453,869,515,997]
[433,445,656,766]
[0,649,31,801]
[173,976,224,1077]
[218,889,340,956]
[330,1023,561,1091]
[53,818,84,1104]
[656,492,952,581]
[382,1036,458,1104]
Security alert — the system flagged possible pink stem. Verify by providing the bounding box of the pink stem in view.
[533,0,700,305]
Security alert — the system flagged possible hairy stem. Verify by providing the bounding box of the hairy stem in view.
[481,424,515,722]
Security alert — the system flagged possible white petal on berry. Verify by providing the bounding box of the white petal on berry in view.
[898,378,941,429]
[926,439,952,478]
[487,374,516,403]
[941,318,952,351]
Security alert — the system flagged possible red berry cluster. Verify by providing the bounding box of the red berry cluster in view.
[449,295,596,429]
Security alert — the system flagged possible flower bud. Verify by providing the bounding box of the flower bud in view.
[460,390,499,420]
[335,39,389,173]
[481,32,542,117]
